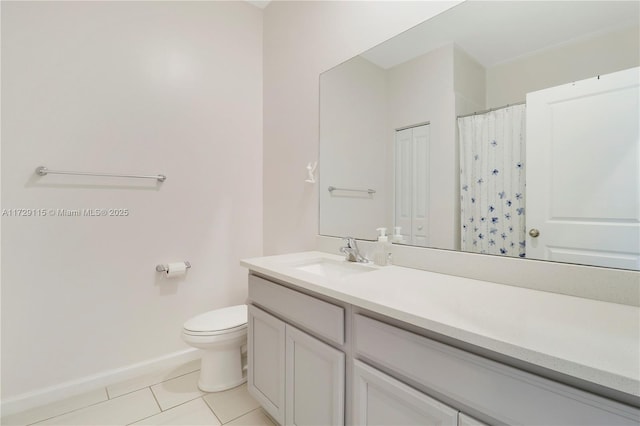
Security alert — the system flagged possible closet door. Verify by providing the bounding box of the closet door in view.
[395,124,430,246]
[411,124,430,247]
[395,128,414,244]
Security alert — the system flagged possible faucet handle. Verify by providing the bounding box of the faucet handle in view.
[340,237,368,263]
[342,237,356,248]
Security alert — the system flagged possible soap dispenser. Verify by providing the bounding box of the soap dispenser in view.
[374,227,390,266]
[392,226,405,244]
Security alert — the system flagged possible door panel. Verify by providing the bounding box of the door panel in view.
[395,128,413,244]
[412,125,430,246]
[395,124,430,246]
[526,67,640,269]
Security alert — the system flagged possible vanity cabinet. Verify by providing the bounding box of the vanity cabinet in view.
[354,314,639,426]
[247,275,346,425]
[247,271,639,426]
[458,413,490,426]
[353,360,457,425]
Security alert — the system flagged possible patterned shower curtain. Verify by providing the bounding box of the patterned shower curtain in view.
[458,104,526,258]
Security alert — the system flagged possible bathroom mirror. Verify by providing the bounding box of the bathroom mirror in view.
[319,1,640,270]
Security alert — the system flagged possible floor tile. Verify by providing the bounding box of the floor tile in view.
[107,359,200,399]
[202,383,259,424]
[34,388,159,425]
[1,388,109,426]
[132,398,221,426]
[150,371,204,411]
[226,408,276,426]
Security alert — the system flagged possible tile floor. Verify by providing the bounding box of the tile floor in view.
[2,360,275,426]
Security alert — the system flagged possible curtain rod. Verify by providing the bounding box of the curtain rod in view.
[457,101,526,120]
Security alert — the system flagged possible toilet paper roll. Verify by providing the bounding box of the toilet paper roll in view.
[165,262,187,278]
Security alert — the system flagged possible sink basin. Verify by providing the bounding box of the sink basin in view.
[292,258,374,279]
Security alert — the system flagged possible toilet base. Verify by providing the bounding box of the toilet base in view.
[198,376,247,393]
[197,345,247,392]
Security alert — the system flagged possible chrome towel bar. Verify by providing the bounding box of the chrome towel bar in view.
[35,166,166,182]
[328,186,376,195]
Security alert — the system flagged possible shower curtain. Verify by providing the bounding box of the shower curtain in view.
[458,104,526,258]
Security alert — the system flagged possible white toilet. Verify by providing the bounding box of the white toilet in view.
[182,304,248,392]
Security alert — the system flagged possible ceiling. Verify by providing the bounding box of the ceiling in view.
[246,0,271,10]
[360,1,640,69]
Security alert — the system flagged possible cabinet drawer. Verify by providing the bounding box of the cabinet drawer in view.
[249,274,345,345]
[354,314,639,426]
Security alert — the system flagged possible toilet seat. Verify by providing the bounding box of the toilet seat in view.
[183,305,247,336]
[182,324,246,337]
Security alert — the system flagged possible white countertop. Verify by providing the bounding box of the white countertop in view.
[241,251,640,398]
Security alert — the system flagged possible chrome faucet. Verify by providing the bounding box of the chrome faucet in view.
[340,237,368,263]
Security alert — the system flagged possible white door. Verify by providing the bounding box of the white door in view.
[395,124,430,246]
[526,67,639,269]
[395,128,413,243]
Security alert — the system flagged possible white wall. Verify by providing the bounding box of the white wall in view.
[1,1,262,402]
[486,26,640,108]
[453,45,486,250]
[318,42,485,249]
[319,56,389,240]
[387,44,457,249]
[263,0,460,254]
[454,46,486,116]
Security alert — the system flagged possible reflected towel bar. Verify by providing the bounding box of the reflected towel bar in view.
[35,166,166,182]
[328,186,376,194]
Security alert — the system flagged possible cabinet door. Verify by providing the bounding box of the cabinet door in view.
[285,325,345,426]
[458,413,489,426]
[248,305,285,425]
[353,360,457,426]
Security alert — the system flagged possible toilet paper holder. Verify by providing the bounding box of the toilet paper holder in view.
[156,261,191,273]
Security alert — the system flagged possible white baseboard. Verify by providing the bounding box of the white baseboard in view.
[0,348,200,417]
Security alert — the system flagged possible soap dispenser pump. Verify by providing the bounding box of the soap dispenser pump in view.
[374,227,390,266]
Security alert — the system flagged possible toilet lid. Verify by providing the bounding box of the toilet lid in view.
[183,305,247,333]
